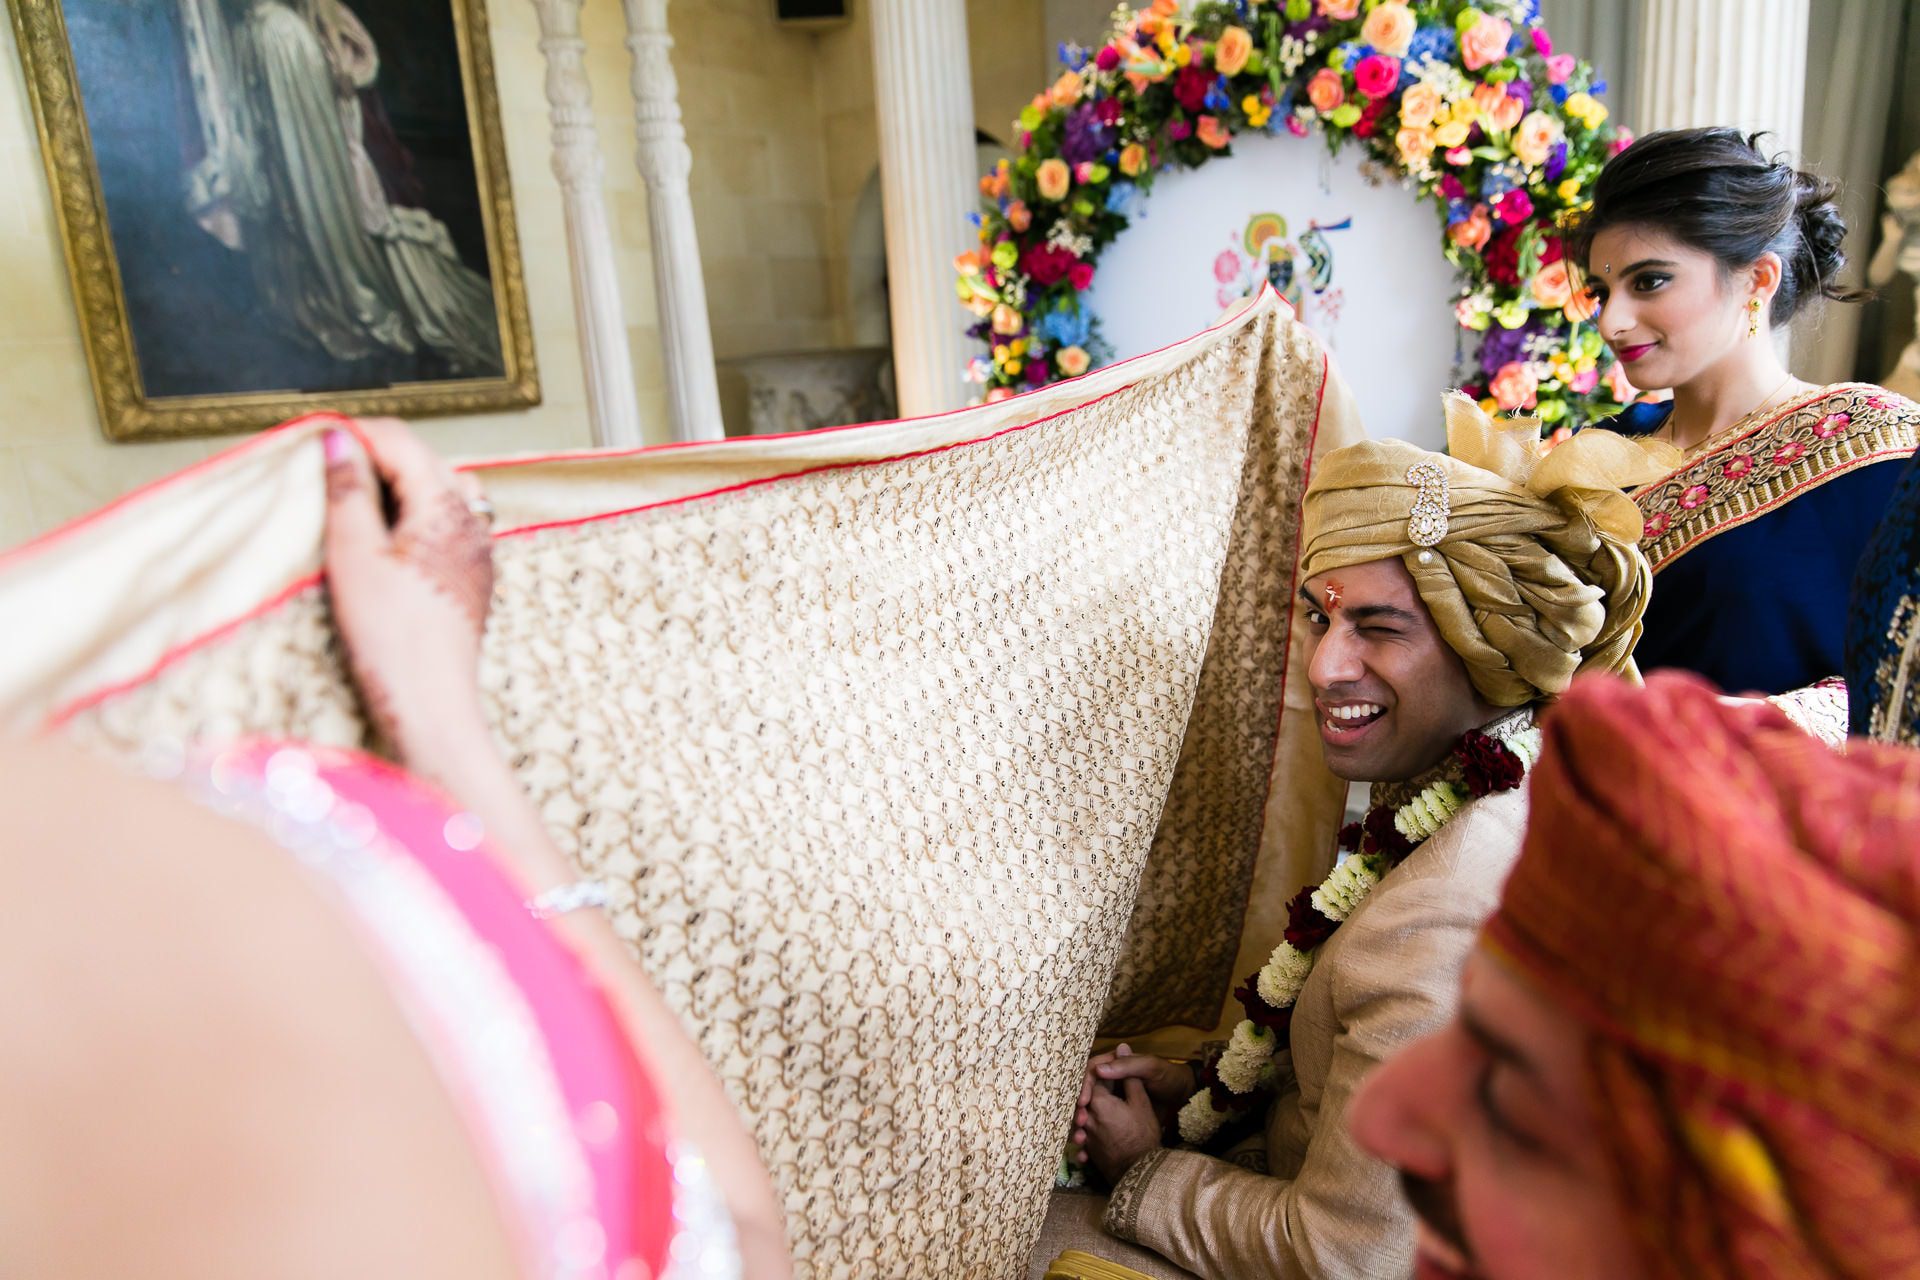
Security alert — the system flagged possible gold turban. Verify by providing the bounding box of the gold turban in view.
[1300,395,1667,706]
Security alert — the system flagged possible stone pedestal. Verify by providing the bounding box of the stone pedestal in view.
[530,0,643,448]
[870,0,978,417]
[623,0,725,442]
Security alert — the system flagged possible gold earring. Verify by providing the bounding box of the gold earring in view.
[1748,297,1762,339]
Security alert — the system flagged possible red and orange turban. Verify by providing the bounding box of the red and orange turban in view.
[1486,672,1920,1279]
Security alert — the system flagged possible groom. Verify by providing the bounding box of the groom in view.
[1048,397,1659,1280]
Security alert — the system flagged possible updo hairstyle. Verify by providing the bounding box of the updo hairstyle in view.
[1567,127,1867,326]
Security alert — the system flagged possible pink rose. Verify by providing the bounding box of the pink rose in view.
[1095,45,1121,71]
[1546,53,1576,84]
[1460,14,1514,70]
[1359,2,1417,58]
[1073,161,1097,184]
[1286,114,1309,137]
[1069,261,1095,290]
[1531,29,1553,57]
[1317,0,1361,18]
[1608,130,1635,157]
[1168,118,1193,141]
[1491,361,1539,411]
[1354,54,1402,100]
[1604,362,1638,402]
[1569,367,1599,394]
[1306,68,1346,114]
[1492,188,1534,224]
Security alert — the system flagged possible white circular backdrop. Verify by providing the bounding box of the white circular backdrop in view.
[1085,131,1460,452]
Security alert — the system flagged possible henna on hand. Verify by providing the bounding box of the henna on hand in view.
[388,491,495,632]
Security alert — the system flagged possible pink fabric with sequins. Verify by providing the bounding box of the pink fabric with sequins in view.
[212,743,683,1280]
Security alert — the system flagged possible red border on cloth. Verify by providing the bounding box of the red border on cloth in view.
[27,289,1293,727]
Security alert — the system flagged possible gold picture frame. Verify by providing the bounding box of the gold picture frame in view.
[7,0,539,441]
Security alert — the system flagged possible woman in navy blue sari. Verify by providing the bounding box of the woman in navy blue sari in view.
[1571,129,1919,696]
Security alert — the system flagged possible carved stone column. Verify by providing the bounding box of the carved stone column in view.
[1630,0,1808,157]
[622,0,725,442]
[870,0,978,417]
[530,0,643,448]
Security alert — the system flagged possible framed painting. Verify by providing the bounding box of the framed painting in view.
[7,0,538,440]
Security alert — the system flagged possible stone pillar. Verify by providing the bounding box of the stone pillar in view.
[622,0,725,442]
[870,0,978,418]
[531,0,643,449]
[1630,0,1809,157]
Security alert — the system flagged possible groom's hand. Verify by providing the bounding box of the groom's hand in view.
[1082,1077,1162,1185]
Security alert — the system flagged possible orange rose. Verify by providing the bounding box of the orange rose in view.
[1006,199,1032,232]
[1051,70,1085,107]
[1529,260,1574,308]
[1563,283,1600,323]
[1448,204,1492,251]
[1212,25,1254,76]
[1036,157,1071,202]
[1472,83,1523,133]
[1396,125,1437,167]
[991,304,1022,336]
[1512,109,1564,168]
[1399,82,1441,128]
[1318,0,1361,18]
[1359,2,1416,58]
[1306,68,1345,113]
[1119,142,1149,177]
[1056,345,1092,377]
[1491,361,1540,411]
[1197,115,1231,149]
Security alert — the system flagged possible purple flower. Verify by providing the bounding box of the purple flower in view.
[1439,174,1468,201]
[1477,322,1535,378]
[1060,102,1112,166]
[1506,79,1533,108]
[1544,140,1569,182]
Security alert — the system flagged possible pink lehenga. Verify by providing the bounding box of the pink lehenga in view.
[157,739,739,1280]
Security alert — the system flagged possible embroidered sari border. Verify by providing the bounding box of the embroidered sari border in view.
[1634,385,1920,571]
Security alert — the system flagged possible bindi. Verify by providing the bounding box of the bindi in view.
[1323,580,1344,612]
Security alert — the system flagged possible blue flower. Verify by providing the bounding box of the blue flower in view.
[966,211,983,227]
[1106,181,1137,213]
[1405,24,1457,67]
[1057,41,1090,71]
[1549,82,1570,105]
[1591,77,1608,96]
[1205,76,1232,111]
[1446,199,1472,226]
[1037,307,1093,349]
[1334,41,1374,70]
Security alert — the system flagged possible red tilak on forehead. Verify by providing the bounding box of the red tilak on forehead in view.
[1324,580,1344,611]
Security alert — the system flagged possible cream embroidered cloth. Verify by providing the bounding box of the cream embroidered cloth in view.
[0,290,1359,1276]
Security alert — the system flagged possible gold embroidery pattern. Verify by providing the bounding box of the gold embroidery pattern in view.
[1634,384,1920,572]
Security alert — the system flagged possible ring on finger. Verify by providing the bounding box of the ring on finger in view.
[467,495,496,525]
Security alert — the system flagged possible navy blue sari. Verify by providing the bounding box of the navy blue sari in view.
[1612,385,1919,696]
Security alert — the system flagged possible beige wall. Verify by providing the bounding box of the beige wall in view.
[0,0,1044,545]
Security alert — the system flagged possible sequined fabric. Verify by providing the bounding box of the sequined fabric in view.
[1847,452,1920,744]
[0,294,1360,1276]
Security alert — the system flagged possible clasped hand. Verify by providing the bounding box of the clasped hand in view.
[1071,1045,1196,1185]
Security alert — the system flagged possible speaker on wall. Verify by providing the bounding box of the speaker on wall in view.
[775,0,850,27]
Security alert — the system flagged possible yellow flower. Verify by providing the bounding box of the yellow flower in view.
[1155,27,1176,56]
[1172,42,1193,67]
[1008,338,1027,358]
[1512,110,1564,168]
[1396,125,1437,166]
[1565,92,1608,128]
[1213,26,1254,76]
[992,343,1011,365]
[1119,142,1149,176]
[1556,176,1583,202]
[1434,119,1471,149]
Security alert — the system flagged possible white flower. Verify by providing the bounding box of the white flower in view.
[1311,853,1384,922]
[1395,780,1464,842]
[1256,940,1315,1007]
[1002,274,1029,308]
[1216,1020,1274,1094]
[1178,1090,1228,1145]
[1504,727,1544,770]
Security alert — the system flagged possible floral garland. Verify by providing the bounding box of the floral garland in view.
[956,0,1648,436]
[1176,715,1543,1145]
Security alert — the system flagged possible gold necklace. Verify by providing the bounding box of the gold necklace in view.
[1665,376,1800,460]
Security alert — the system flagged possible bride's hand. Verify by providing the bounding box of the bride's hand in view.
[321,418,496,776]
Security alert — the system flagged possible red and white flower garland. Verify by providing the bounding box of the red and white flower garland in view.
[1177,715,1542,1145]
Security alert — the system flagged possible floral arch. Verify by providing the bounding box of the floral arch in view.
[955,0,1637,432]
